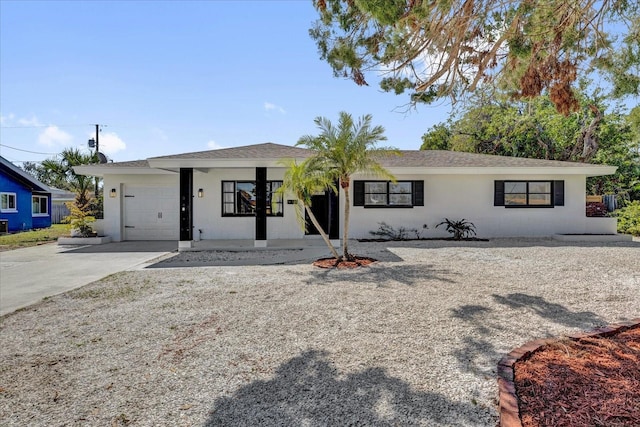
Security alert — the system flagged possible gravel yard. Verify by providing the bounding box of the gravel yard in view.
[1,238,638,426]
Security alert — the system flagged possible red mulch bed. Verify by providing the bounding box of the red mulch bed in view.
[514,325,640,427]
[312,256,376,269]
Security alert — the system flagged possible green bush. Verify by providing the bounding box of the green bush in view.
[614,201,640,236]
[436,218,477,240]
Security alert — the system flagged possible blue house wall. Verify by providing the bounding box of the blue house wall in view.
[0,168,52,232]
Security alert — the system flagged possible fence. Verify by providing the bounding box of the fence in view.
[51,203,70,224]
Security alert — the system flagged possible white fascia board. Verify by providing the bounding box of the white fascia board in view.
[73,165,177,177]
[384,166,617,176]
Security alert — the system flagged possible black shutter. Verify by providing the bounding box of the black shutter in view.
[553,180,564,206]
[353,181,365,206]
[413,180,424,206]
[494,181,505,206]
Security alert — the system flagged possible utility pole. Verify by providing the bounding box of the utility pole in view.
[94,124,100,198]
[88,124,101,198]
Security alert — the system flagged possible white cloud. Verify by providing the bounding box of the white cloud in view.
[264,102,286,114]
[18,116,43,127]
[207,140,227,150]
[0,113,16,125]
[38,125,72,147]
[95,132,126,155]
[1,113,42,127]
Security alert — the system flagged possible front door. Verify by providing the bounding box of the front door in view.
[305,191,339,239]
[306,194,328,236]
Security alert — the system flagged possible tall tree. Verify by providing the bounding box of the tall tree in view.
[20,161,57,187]
[277,159,341,259]
[310,0,639,114]
[420,94,640,199]
[40,148,96,211]
[297,112,397,260]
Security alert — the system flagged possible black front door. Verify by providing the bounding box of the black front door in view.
[306,194,328,236]
[305,191,339,239]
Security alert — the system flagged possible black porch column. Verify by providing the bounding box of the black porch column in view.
[255,167,267,241]
[179,168,193,241]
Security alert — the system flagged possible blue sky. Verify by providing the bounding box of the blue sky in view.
[0,0,452,165]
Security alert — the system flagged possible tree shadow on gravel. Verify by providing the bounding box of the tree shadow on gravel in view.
[302,263,458,287]
[450,294,604,376]
[205,349,490,426]
[492,293,603,329]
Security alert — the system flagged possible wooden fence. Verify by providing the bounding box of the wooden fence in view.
[51,203,70,224]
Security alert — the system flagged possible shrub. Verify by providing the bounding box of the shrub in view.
[369,221,422,240]
[63,202,95,237]
[614,201,640,236]
[436,218,477,240]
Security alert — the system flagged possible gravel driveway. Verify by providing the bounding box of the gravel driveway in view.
[1,238,638,426]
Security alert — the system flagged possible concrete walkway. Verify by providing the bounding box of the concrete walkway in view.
[0,241,175,316]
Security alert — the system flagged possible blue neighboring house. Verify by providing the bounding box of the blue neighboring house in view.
[0,156,52,233]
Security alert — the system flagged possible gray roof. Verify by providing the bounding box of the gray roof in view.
[98,159,150,168]
[149,143,312,160]
[76,144,613,173]
[378,150,596,168]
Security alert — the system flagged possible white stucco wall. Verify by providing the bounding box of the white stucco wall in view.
[344,173,617,239]
[192,168,305,240]
[102,169,616,242]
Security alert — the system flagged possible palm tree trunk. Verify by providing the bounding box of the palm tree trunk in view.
[305,205,341,260]
[342,185,351,259]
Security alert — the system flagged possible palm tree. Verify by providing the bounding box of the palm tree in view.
[297,112,398,260]
[277,159,341,260]
[41,148,96,211]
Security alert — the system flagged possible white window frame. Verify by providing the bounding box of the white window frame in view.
[32,195,49,216]
[1,192,17,213]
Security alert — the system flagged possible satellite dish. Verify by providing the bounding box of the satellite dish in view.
[97,152,108,164]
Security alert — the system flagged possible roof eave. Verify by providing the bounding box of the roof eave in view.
[384,166,618,176]
[73,165,177,176]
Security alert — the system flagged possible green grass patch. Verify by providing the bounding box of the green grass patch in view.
[0,224,70,251]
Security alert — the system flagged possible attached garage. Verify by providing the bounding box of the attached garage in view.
[123,185,179,240]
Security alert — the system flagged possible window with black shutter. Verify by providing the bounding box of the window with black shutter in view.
[353,180,424,208]
[494,180,564,208]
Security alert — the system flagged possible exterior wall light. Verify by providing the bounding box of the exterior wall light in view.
[198,188,204,198]
[109,188,117,198]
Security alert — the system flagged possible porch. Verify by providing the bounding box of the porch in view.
[178,237,340,252]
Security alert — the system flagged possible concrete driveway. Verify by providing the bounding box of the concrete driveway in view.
[0,241,175,316]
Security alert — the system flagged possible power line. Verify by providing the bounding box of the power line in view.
[0,124,98,129]
[0,143,58,155]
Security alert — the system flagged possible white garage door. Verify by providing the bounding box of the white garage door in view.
[123,185,179,240]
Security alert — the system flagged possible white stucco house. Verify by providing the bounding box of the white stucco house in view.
[74,142,618,246]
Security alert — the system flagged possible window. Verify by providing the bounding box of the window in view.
[222,181,283,216]
[32,195,49,216]
[354,181,424,207]
[1,192,17,212]
[494,180,564,208]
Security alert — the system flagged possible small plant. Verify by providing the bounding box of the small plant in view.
[369,221,422,240]
[613,201,640,236]
[436,218,477,240]
[62,202,95,237]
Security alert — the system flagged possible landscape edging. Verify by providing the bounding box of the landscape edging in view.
[497,317,640,427]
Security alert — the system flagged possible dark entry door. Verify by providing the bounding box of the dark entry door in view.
[306,194,328,236]
[305,191,339,239]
